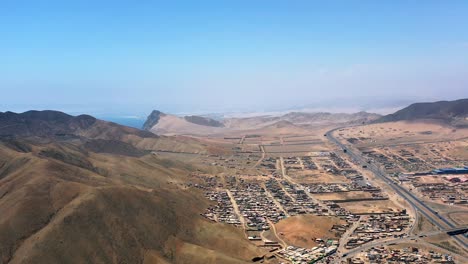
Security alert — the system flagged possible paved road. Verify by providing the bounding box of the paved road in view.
[325,128,468,250]
[343,228,468,262]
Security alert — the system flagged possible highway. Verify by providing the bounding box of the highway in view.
[325,127,468,251]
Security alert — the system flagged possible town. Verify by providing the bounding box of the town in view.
[176,121,468,264]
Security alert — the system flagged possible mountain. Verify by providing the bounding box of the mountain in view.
[375,99,468,126]
[143,111,227,136]
[184,115,224,127]
[0,110,264,264]
[142,110,165,131]
[0,110,156,140]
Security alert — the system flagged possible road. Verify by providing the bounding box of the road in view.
[262,181,290,217]
[337,216,362,254]
[239,135,246,144]
[343,227,468,262]
[325,127,468,250]
[267,219,287,248]
[251,145,265,168]
[226,189,246,228]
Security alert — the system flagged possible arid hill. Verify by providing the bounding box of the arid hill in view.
[375,98,468,127]
[144,112,227,136]
[280,111,380,126]
[0,110,212,154]
[0,110,155,139]
[184,115,224,127]
[0,110,267,264]
[142,110,165,131]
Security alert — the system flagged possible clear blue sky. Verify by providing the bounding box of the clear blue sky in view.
[1,0,468,116]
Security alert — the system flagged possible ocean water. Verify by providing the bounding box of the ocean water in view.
[101,117,146,129]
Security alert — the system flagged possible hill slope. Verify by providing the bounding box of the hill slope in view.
[0,110,213,154]
[184,115,224,127]
[0,110,263,264]
[375,98,468,127]
[0,110,156,140]
[142,110,165,131]
[145,112,227,136]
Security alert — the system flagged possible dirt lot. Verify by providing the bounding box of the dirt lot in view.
[264,144,328,154]
[415,213,438,233]
[291,170,349,184]
[314,191,375,201]
[339,199,401,214]
[275,215,345,248]
[338,121,468,148]
[413,175,448,184]
[447,211,468,225]
[425,233,468,256]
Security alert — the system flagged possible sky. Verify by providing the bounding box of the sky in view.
[1,0,468,117]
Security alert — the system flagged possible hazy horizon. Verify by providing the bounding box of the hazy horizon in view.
[2,1,468,117]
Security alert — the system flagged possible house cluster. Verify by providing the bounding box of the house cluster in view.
[330,152,352,169]
[320,162,340,175]
[188,173,221,189]
[361,150,398,172]
[278,241,338,264]
[395,148,434,172]
[283,156,303,171]
[306,181,381,194]
[413,180,467,205]
[231,182,286,229]
[340,170,365,183]
[203,190,241,226]
[302,156,318,170]
[349,246,455,264]
[260,157,277,171]
[426,144,463,167]
[305,175,387,205]
[325,202,353,216]
[345,212,410,249]
[265,178,325,216]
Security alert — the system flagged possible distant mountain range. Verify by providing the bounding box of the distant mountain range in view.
[142,110,381,136]
[375,98,468,127]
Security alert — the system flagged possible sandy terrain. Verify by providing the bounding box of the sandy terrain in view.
[151,114,226,135]
[275,215,345,248]
[338,120,468,148]
[447,211,468,225]
[314,191,375,201]
[291,171,349,184]
[339,200,401,214]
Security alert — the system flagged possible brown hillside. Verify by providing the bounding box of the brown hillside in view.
[0,142,265,264]
[0,110,265,264]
